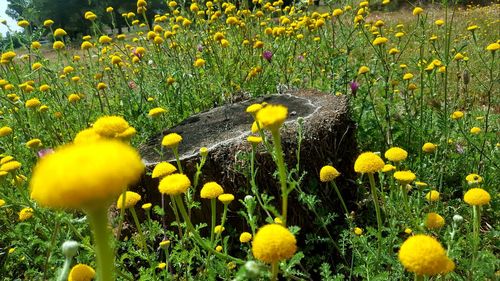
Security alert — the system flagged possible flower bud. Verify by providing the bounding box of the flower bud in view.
[453,214,463,223]
[62,240,79,259]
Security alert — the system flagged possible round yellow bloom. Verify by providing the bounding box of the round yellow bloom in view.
[26,98,41,108]
[162,133,182,148]
[158,173,191,195]
[393,170,416,185]
[73,128,102,144]
[17,20,29,28]
[465,173,483,184]
[451,111,464,120]
[240,232,252,243]
[81,41,93,50]
[0,126,13,137]
[372,37,388,46]
[214,225,225,234]
[247,136,262,145]
[0,161,21,172]
[85,11,97,21]
[30,141,144,209]
[200,182,224,199]
[252,224,297,263]
[152,162,177,178]
[422,142,437,153]
[463,188,490,206]
[425,212,445,229]
[53,41,65,50]
[93,116,134,139]
[68,94,81,103]
[142,203,152,210]
[116,191,141,209]
[0,199,5,207]
[18,207,34,221]
[68,264,95,281]
[425,190,440,202]
[32,62,42,70]
[412,7,424,16]
[1,156,14,165]
[53,28,67,37]
[99,35,112,44]
[354,152,384,174]
[398,234,453,276]
[435,19,444,26]
[218,193,234,204]
[382,164,396,173]
[402,73,413,80]
[384,147,408,162]
[157,262,167,270]
[26,138,42,148]
[194,58,206,67]
[319,165,340,182]
[358,66,370,75]
[43,19,54,27]
[246,103,263,114]
[486,42,499,52]
[159,240,170,248]
[148,107,167,117]
[106,7,114,13]
[404,228,412,234]
[470,127,481,134]
[354,227,363,235]
[255,104,288,132]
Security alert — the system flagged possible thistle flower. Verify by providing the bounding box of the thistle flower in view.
[349,81,359,96]
[463,188,490,206]
[252,224,297,263]
[116,191,141,209]
[262,50,273,62]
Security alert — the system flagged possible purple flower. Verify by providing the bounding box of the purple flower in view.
[297,55,304,62]
[262,50,273,62]
[197,44,204,52]
[349,80,359,96]
[37,148,54,158]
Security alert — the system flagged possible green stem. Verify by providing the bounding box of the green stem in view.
[215,204,228,245]
[169,195,183,239]
[87,207,115,281]
[271,261,279,281]
[368,173,383,256]
[129,208,148,253]
[57,257,71,281]
[330,181,349,216]
[271,130,288,225]
[210,198,216,243]
[172,147,183,174]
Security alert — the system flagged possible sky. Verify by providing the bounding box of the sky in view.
[0,0,22,36]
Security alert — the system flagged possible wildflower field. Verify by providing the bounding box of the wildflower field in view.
[0,0,498,280]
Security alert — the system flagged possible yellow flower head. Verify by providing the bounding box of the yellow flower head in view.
[384,147,408,162]
[93,116,135,140]
[53,28,67,37]
[246,103,263,114]
[451,111,464,120]
[0,161,22,172]
[84,11,97,21]
[358,66,370,75]
[152,162,177,178]
[158,173,191,195]
[372,37,388,46]
[162,133,182,149]
[26,98,41,108]
[240,232,252,243]
[194,58,206,67]
[252,224,297,263]
[218,193,235,204]
[43,19,54,27]
[73,128,102,144]
[354,152,384,174]
[382,164,396,173]
[412,7,424,16]
[465,173,482,184]
[26,138,42,148]
[142,203,152,210]
[200,182,224,199]
[0,126,13,137]
[422,142,437,153]
[255,104,288,132]
[0,199,5,207]
[148,107,167,117]
[214,225,225,234]
[425,190,440,202]
[68,264,95,281]
[247,136,263,145]
[470,127,481,134]
[463,188,490,206]
[354,227,363,235]
[425,212,445,229]
[486,42,499,52]
[116,191,142,209]
[18,207,34,221]
[393,170,416,185]
[435,19,444,26]
[319,165,340,182]
[398,234,452,276]
[1,156,14,165]
[17,20,29,28]
[53,41,65,50]
[99,35,112,44]
[30,141,144,210]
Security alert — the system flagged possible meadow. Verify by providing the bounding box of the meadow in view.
[0,0,498,280]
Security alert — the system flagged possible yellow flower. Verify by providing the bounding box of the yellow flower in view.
[467,25,479,31]
[425,190,440,202]
[398,234,452,276]
[26,138,42,148]
[32,62,42,71]
[451,111,464,120]
[68,94,81,103]
[255,104,288,132]
[382,164,395,173]
[142,203,152,210]
[0,161,21,172]
[18,207,34,221]
[402,73,413,80]
[393,170,416,185]
[31,41,41,49]
[435,19,444,26]
[84,11,97,21]
[81,41,93,50]
[246,103,263,114]
[159,240,170,248]
[93,116,135,140]
[111,55,122,65]
[161,133,182,148]
[0,199,5,207]
[422,142,437,153]
[0,126,13,137]
[453,53,464,61]
[240,232,252,243]
[214,225,225,234]
[30,141,144,209]
[158,173,191,195]
[53,28,67,37]
[26,98,41,108]
[73,128,102,144]
[384,147,408,162]
[358,66,370,75]
[425,212,445,229]
[194,58,206,67]
[17,20,29,28]
[99,35,112,44]
[148,107,167,117]
[372,37,388,46]
[252,224,297,263]
[486,42,499,52]
[1,156,14,165]
[412,7,424,16]
[354,152,384,174]
[157,263,167,270]
[332,9,343,16]
[116,191,142,209]
[218,193,234,204]
[465,173,482,184]
[43,19,54,27]
[404,228,412,234]
[354,227,363,235]
[68,264,95,281]
[215,245,223,252]
[247,136,262,145]
[463,188,490,206]
[469,127,481,134]
[53,41,65,50]
[152,162,177,178]
[319,165,340,182]
[200,182,224,199]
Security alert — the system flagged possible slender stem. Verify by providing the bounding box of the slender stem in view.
[271,261,279,281]
[172,147,183,174]
[87,207,115,281]
[271,130,288,225]
[330,181,349,216]
[169,195,183,239]
[210,198,216,243]
[215,204,228,245]
[368,173,383,256]
[57,257,72,281]
[129,208,148,253]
